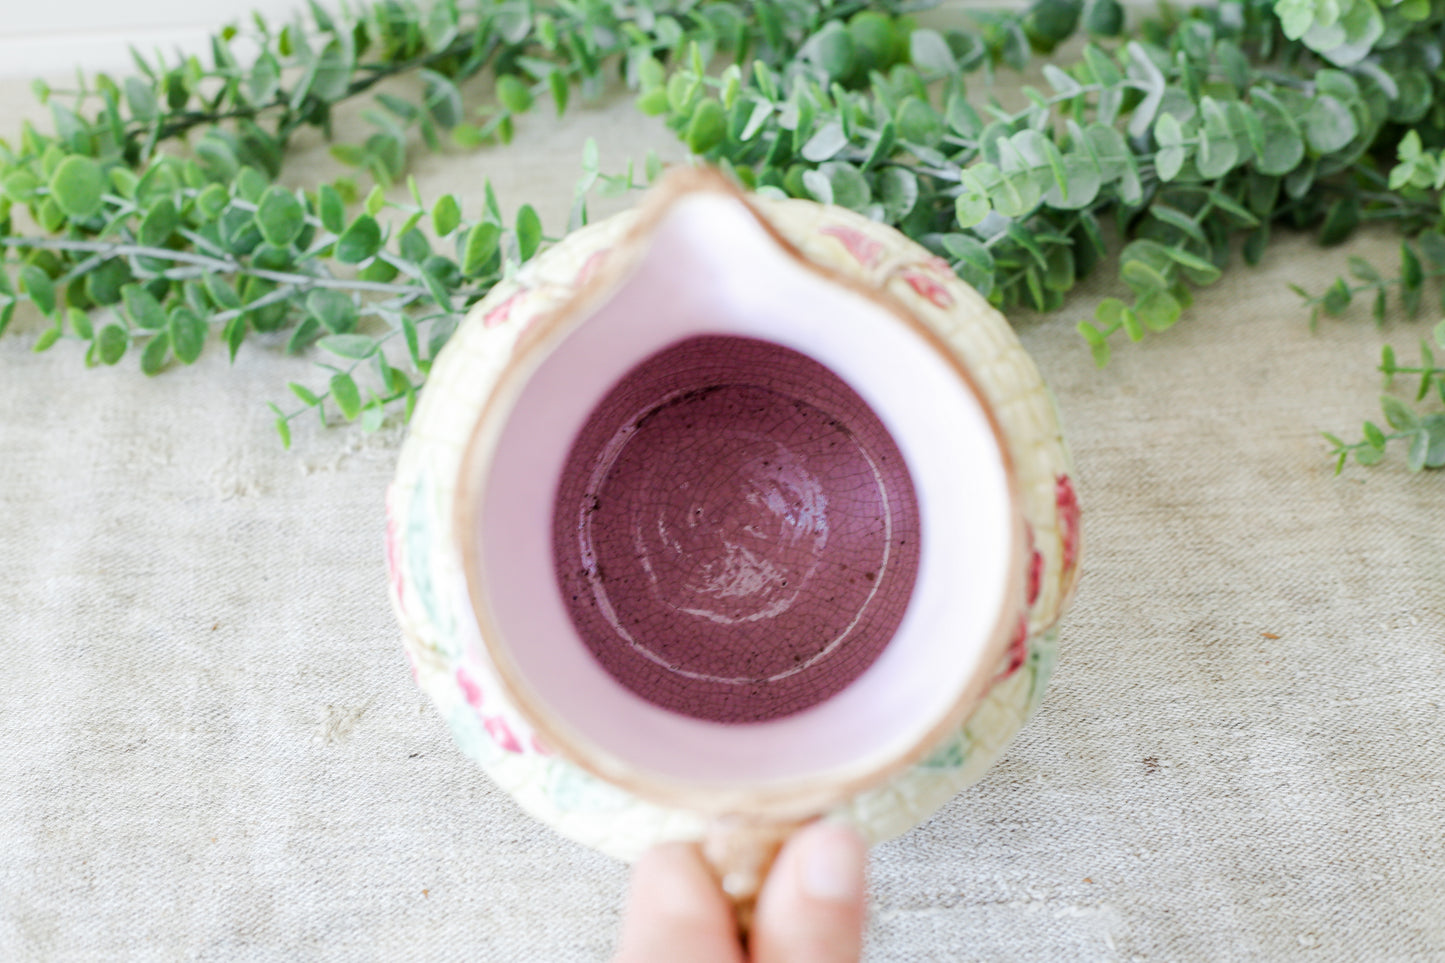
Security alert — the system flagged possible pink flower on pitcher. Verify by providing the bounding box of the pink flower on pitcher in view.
[483,289,525,328]
[484,715,523,753]
[384,486,407,612]
[575,248,611,287]
[1056,474,1080,573]
[899,257,955,308]
[530,734,554,756]
[819,224,883,268]
[456,666,484,709]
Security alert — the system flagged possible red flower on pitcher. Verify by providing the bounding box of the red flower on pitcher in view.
[484,715,523,753]
[1025,523,1043,608]
[820,224,883,268]
[999,612,1030,678]
[1056,474,1080,573]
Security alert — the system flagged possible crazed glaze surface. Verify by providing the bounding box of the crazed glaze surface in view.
[385,182,1080,861]
[552,335,921,725]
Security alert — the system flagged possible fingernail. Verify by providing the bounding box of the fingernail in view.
[798,824,866,903]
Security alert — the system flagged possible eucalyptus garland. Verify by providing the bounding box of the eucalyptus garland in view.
[1,0,1443,471]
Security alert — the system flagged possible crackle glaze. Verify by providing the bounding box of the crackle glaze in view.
[385,179,1080,861]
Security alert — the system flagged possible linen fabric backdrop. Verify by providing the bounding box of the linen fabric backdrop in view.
[1,49,1442,963]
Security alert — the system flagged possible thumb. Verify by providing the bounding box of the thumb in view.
[751,822,868,963]
[612,842,745,963]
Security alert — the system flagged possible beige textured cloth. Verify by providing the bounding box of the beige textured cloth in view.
[1,63,1443,962]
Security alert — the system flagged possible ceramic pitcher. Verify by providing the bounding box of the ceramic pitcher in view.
[385,167,1080,912]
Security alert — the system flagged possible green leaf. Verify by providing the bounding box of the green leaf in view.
[1362,420,1386,449]
[909,28,954,81]
[68,307,92,340]
[1381,395,1419,431]
[515,204,543,261]
[1303,95,1357,154]
[3,169,41,202]
[1083,0,1124,35]
[1135,288,1182,332]
[1149,204,1207,247]
[1155,145,1185,182]
[33,325,61,353]
[95,324,127,365]
[365,185,387,216]
[255,186,305,248]
[1355,445,1385,466]
[335,215,382,263]
[1125,42,1165,140]
[820,161,870,211]
[1322,277,1352,315]
[48,155,104,219]
[812,24,855,80]
[1250,90,1305,176]
[880,167,919,221]
[319,333,378,359]
[248,52,281,105]
[1401,241,1424,292]
[19,265,56,316]
[274,413,292,450]
[124,77,158,122]
[896,98,943,148]
[168,306,205,364]
[1319,196,1359,246]
[122,285,167,330]
[421,70,463,128]
[548,69,569,117]
[289,382,321,407]
[1121,259,1169,293]
[462,221,501,275]
[1154,112,1182,147]
[496,74,534,115]
[1161,246,1222,284]
[136,198,178,248]
[330,373,362,420]
[420,268,451,310]
[222,315,247,361]
[686,99,727,155]
[801,121,848,163]
[431,194,461,236]
[306,289,358,333]
[140,331,169,375]
[318,185,345,234]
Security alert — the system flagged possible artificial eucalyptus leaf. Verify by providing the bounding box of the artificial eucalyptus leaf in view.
[306,288,358,333]
[330,372,362,420]
[95,324,127,365]
[335,215,382,263]
[48,155,104,219]
[168,306,206,364]
[515,204,543,261]
[255,187,305,248]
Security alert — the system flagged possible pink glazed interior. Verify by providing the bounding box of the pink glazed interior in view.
[471,191,1016,790]
[552,335,921,724]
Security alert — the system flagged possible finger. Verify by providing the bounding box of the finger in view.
[612,842,745,963]
[751,822,868,963]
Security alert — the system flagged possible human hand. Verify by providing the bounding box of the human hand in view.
[611,821,868,963]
